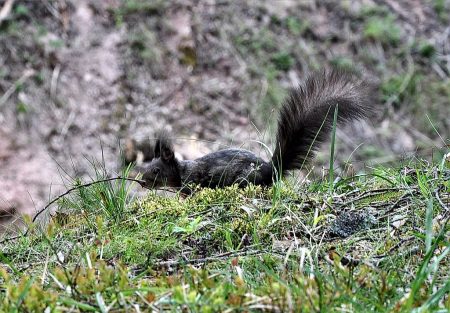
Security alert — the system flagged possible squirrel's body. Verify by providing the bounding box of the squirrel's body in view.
[142,69,372,193]
[177,149,272,192]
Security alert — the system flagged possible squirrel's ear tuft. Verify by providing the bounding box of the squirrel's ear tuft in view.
[154,133,175,163]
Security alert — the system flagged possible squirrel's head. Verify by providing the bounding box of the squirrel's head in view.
[142,135,182,189]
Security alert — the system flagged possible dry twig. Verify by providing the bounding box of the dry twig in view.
[155,249,267,267]
[0,69,35,108]
[0,0,14,25]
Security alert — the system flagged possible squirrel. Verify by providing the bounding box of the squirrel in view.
[141,69,373,194]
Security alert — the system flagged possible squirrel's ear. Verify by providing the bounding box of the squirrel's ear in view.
[154,135,175,163]
[161,145,174,163]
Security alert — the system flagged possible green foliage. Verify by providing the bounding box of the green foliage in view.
[14,4,29,17]
[57,162,136,229]
[0,273,58,312]
[285,16,309,35]
[363,15,401,45]
[433,0,449,22]
[33,71,45,85]
[15,101,28,114]
[381,72,421,104]
[418,41,437,58]
[117,0,164,15]
[129,30,156,57]
[271,52,294,71]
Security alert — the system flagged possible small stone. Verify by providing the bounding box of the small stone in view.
[329,211,376,238]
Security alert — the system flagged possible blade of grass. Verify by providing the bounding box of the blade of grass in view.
[404,229,448,310]
[425,198,433,253]
[16,277,35,308]
[59,297,98,311]
[412,277,450,312]
[328,105,338,193]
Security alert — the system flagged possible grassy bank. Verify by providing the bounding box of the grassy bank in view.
[1,156,449,312]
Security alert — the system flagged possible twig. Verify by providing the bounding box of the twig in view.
[434,188,449,213]
[0,69,35,108]
[383,192,413,215]
[372,236,415,259]
[337,187,414,208]
[0,0,14,25]
[155,249,267,267]
[50,64,61,101]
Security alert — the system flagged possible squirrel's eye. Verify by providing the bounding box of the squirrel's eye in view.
[152,168,160,175]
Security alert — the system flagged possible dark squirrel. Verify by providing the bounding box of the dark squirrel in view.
[141,69,373,194]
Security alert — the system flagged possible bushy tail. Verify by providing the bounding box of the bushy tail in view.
[271,68,373,176]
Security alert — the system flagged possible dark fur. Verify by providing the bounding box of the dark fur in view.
[123,138,155,165]
[142,69,373,193]
[272,69,372,175]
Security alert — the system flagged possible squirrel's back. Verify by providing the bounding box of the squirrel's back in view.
[272,68,373,176]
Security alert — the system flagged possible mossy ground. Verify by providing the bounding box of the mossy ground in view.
[1,156,449,312]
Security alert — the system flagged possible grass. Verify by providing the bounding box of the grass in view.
[0,152,449,311]
[1,1,450,311]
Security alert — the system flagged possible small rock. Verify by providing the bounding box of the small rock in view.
[329,211,376,238]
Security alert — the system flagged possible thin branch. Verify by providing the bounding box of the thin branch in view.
[0,0,15,25]
[0,69,35,108]
[434,188,449,213]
